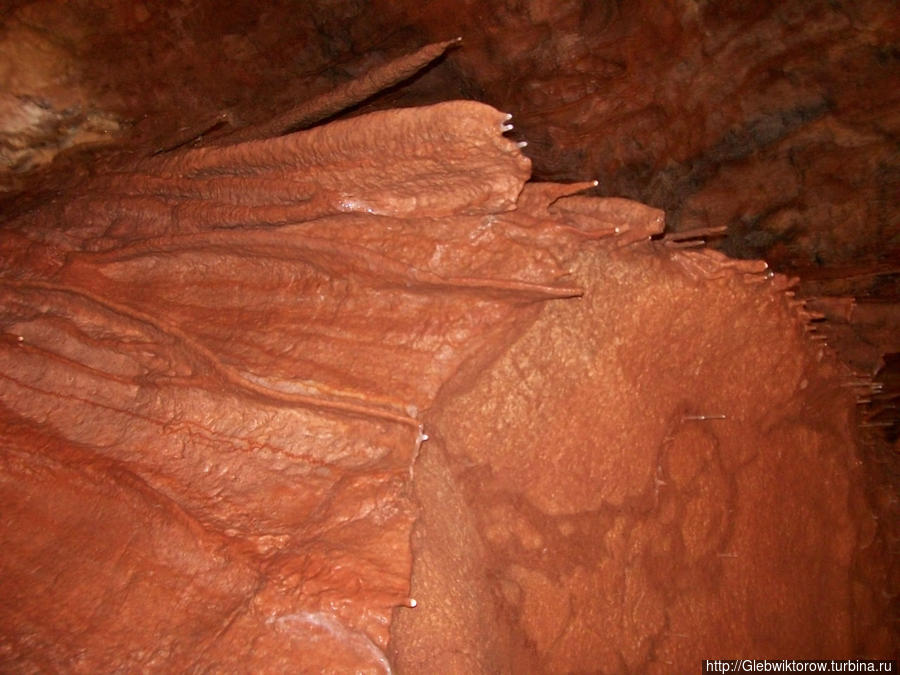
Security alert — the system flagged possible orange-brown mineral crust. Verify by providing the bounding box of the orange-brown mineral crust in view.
[0,99,891,671]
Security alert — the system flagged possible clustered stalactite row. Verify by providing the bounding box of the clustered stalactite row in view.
[0,42,892,671]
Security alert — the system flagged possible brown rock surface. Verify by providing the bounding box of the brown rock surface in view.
[393,230,880,671]
[0,99,545,671]
[0,1,896,672]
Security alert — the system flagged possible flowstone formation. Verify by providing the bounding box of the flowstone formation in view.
[0,41,892,672]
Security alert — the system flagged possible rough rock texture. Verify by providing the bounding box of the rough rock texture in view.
[0,99,535,671]
[4,1,895,269]
[1,0,894,416]
[1,97,893,671]
[0,1,897,672]
[394,234,878,671]
[389,0,898,268]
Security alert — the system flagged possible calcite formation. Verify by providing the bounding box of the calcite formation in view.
[1,89,890,671]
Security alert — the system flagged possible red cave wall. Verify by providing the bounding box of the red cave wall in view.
[0,1,896,672]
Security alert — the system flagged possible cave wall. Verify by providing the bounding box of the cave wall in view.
[2,0,896,394]
[3,0,897,268]
[0,0,897,671]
